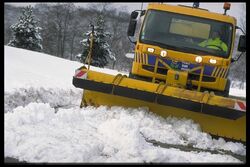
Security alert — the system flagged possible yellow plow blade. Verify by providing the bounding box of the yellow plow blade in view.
[73,67,246,143]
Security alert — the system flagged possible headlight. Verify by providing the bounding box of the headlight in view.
[160,50,167,57]
[209,59,217,64]
[147,48,155,53]
[195,56,202,63]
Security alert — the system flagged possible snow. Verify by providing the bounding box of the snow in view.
[4,46,123,92]
[4,104,244,163]
[4,46,246,163]
[229,81,246,98]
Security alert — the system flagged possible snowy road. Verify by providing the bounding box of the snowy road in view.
[4,46,246,163]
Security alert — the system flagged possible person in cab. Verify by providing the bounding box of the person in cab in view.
[199,31,228,52]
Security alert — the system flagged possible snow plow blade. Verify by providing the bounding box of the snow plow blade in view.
[72,66,246,143]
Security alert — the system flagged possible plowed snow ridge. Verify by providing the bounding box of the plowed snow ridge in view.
[4,86,245,163]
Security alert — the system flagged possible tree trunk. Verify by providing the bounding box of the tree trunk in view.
[61,8,71,59]
[70,33,76,60]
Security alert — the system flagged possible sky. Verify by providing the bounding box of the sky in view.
[6,2,245,24]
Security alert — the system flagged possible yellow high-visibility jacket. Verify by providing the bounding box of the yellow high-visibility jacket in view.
[199,37,228,52]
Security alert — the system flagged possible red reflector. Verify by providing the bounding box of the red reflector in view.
[76,71,85,77]
[237,101,246,111]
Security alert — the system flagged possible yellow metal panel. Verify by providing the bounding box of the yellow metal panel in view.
[143,53,146,64]
[211,67,217,77]
[131,61,139,74]
[214,67,221,77]
[218,68,224,78]
[221,68,226,78]
[223,69,229,78]
[135,52,137,62]
[166,70,188,87]
[218,78,227,90]
[219,68,225,78]
[83,90,245,142]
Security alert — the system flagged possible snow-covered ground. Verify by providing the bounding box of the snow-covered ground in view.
[229,81,246,98]
[4,46,246,163]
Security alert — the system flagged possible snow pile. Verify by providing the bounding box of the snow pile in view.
[4,104,244,163]
[229,81,246,98]
[138,115,246,156]
[4,46,246,163]
[4,87,82,113]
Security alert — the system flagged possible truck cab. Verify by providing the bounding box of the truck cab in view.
[127,3,246,96]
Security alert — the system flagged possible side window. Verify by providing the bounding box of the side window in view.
[220,24,232,45]
[141,11,170,40]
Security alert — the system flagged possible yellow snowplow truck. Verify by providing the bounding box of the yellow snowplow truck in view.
[73,3,246,143]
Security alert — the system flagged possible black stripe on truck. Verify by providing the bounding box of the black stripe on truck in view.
[73,77,113,94]
[113,86,157,102]
[157,95,202,112]
[73,77,245,120]
[202,104,245,120]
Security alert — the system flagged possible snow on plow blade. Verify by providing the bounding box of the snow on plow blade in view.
[72,66,246,143]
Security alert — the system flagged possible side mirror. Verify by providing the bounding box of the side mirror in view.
[127,11,140,37]
[140,10,146,17]
[237,35,246,52]
[131,11,139,19]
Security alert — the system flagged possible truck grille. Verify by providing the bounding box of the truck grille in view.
[142,65,216,82]
[142,65,168,75]
[189,74,216,82]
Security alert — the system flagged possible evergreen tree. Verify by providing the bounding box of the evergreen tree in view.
[79,15,115,68]
[8,5,43,52]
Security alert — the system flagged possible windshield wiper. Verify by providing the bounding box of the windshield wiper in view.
[181,45,228,58]
[143,39,207,55]
[178,45,210,55]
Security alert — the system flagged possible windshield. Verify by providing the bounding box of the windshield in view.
[139,9,233,58]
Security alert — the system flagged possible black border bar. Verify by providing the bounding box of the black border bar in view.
[73,77,245,120]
